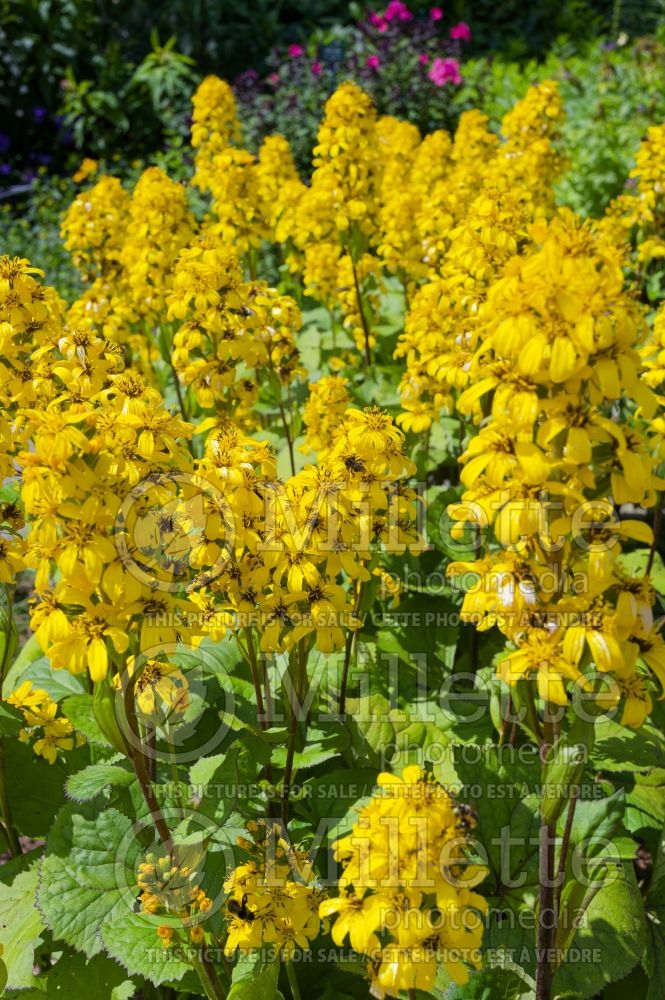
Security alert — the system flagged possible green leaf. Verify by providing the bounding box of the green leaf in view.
[228,952,282,1000]
[0,702,23,737]
[5,739,72,838]
[0,866,45,990]
[37,803,141,959]
[62,693,112,746]
[553,863,646,998]
[111,983,137,1000]
[45,951,135,999]
[99,911,191,986]
[295,767,379,839]
[592,719,665,772]
[190,739,268,823]
[625,769,665,833]
[4,634,43,691]
[66,762,135,802]
[441,965,533,998]
[618,549,665,596]
[12,656,86,702]
[644,916,665,1000]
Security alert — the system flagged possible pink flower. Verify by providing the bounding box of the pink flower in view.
[268,72,280,85]
[430,6,444,20]
[311,61,322,76]
[419,53,429,64]
[385,0,412,21]
[370,12,389,31]
[288,44,304,58]
[366,55,381,69]
[449,21,472,41]
[427,56,462,86]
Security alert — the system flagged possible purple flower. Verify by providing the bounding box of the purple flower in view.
[33,106,48,124]
[366,55,381,69]
[0,133,10,155]
[430,6,444,20]
[311,61,322,76]
[0,164,11,176]
[288,44,304,58]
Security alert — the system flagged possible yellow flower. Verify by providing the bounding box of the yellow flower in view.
[6,681,49,712]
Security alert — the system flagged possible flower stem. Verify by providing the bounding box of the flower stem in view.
[277,396,296,477]
[536,705,558,1000]
[0,584,15,696]
[646,503,663,576]
[282,638,308,825]
[243,628,267,730]
[285,959,302,1000]
[350,255,372,368]
[339,582,365,716]
[192,950,227,1000]
[0,586,21,857]
[122,679,173,850]
[0,740,21,857]
[554,784,579,913]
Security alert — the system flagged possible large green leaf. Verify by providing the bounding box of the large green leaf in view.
[0,866,45,990]
[45,951,135,999]
[10,656,86,702]
[553,863,646,998]
[5,739,74,838]
[591,719,665,772]
[65,762,136,803]
[189,736,269,824]
[99,911,191,986]
[454,746,542,979]
[62,693,113,747]
[36,803,141,959]
[228,952,283,1000]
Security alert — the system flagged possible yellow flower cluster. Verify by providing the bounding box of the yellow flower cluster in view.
[323,766,487,996]
[167,236,302,419]
[446,209,662,723]
[224,820,324,959]
[0,243,421,692]
[0,259,196,682]
[300,375,350,456]
[393,83,566,432]
[191,75,241,191]
[601,124,665,266]
[184,406,420,656]
[6,680,80,763]
[61,175,130,280]
[138,852,213,948]
[121,166,196,322]
[0,256,66,583]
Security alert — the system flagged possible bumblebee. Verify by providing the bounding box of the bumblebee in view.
[227,894,255,922]
[453,803,478,831]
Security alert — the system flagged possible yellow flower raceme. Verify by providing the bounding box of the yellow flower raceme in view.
[325,766,487,995]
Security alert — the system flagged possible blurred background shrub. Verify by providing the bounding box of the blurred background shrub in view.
[3,0,665,287]
[2,0,665,184]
